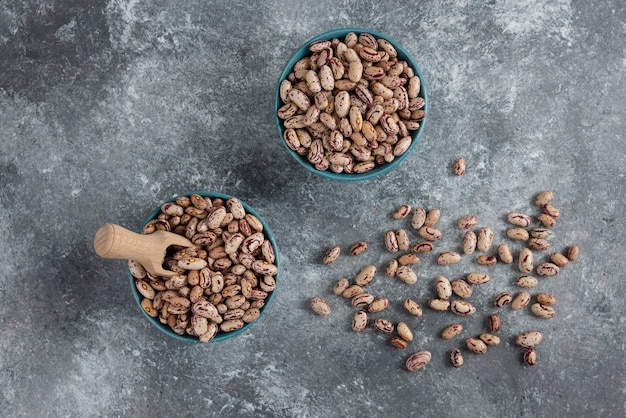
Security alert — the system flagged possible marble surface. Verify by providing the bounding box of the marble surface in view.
[1,1,625,417]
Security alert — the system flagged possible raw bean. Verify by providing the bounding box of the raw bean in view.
[128,260,147,279]
[411,241,434,253]
[537,214,556,228]
[393,204,412,219]
[507,212,532,227]
[323,246,341,265]
[405,350,432,372]
[199,322,219,343]
[177,257,208,271]
[404,298,423,317]
[451,279,473,299]
[352,309,368,332]
[450,300,476,316]
[453,158,466,176]
[543,204,560,219]
[528,238,550,251]
[396,266,418,284]
[536,263,560,277]
[350,241,368,256]
[511,291,531,310]
[355,265,377,286]
[424,209,441,227]
[476,255,497,266]
[135,279,156,300]
[450,348,464,368]
[220,319,244,332]
[535,191,554,206]
[437,251,462,265]
[550,252,569,267]
[391,336,408,349]
[141,298,158,317]
[435,276,453,300]
[476,227,494,252]
[458,215,478,230]
[418,226,442,241]
[498,244,514,264]
[515,275,539,289]
[494,291,513,307]
[397,322,413,342]
[333,278,350,295]
[488,313,501,332]
[463,231,477,254]
[242,307,261,323]
[530,228,553,239]
[523,347,537,366]
[373,318,395,333]
[342,285,364,298]
[567,245,580,261]
[519,248,534,273]
[411,207,427,230]
[466,337,487,354]
[506,228,530,241]
[352,293,375,308]
[516,331,544,348]
[441,324,463,339]
[397,253,420,265]
[310,297,331,316]
[395,229,410,251]
[385,230,400,252]
[429,299,451,311]
[368,297,390,313]
[536,292,556,306]
[479,333,501,346]
[466,273,490,285]
[385,259,399,277]
[531,303,556,319]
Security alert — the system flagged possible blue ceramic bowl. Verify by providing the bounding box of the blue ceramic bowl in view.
[129,191,280,343]
[274,27,428,181]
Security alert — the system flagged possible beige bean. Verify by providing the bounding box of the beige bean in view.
[531,303,555,319]
[466,337,487,354]
[543,203,560,219]
[550,252,569,267]
[419,226,442,241]
[311,297,331,316]
[476,227,494,252]
[530,228,553,239]
[536,262,560,277]
[349,241,368,256]
[453,158,466,176]
[463,231,477,254]
[488,313,501,332]
[437,251,462,265]
[519,248,534,273]
[494,291,513,307]
[397,253,420,266]
[515,275,538,289]
[396,266,418,284]
[535,190,554,206]
[537,213,556,228]
[479,333,501,346]
[458,215,478,230]
[220,319,244,332]
[435,276,453,300]
[451,279,473,299]
[424,209,441,227]
[393,204,412,219]
[404,298,423,317]
[567,245,580,261]
[355,265,377,286]
[450,348,464,368]
[411,207,426,230]
[323,245,341,265]
[405,351,432,372]
[450,300,476,316]
[384,229,399,252]
[497,244,513,264]
[511,291,531,310]
[368,297,390,313]
[442,324,463,339]
[536,292,556,306]
[523,347,537,366]
[466,273,490,285]
[429,299,451,311]
[395,229,410,251]
[352,293,375,308]
[507,212,532,227]
[333,278,350,295]
[516,330,544,348]
[352,309,368,332]
[342,284,364,298]
[412,241,434,253]
[141,298,158,317]
[397,322,413,342]
[506,228,530,241]
[476,255,497,266]
[373,318,395,334]
[390,336,408,349]
[385,259,399,277]
[528,238,550,251]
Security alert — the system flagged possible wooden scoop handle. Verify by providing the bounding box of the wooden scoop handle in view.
[94,223,155,261]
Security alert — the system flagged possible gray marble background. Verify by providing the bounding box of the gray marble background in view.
[1,1,625,417]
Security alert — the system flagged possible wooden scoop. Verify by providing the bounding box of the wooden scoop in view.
[94,223,195,277]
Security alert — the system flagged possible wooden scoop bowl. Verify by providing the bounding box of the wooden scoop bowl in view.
[94,223,195,277]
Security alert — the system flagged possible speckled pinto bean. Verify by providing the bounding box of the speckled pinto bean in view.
[405,351,432,372]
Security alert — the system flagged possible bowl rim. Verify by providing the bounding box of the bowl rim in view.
[128,191,280,343]
[274,27,429,181]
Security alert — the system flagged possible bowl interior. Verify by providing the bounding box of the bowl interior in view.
[274,27,429,181]
[129,191,280,343]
